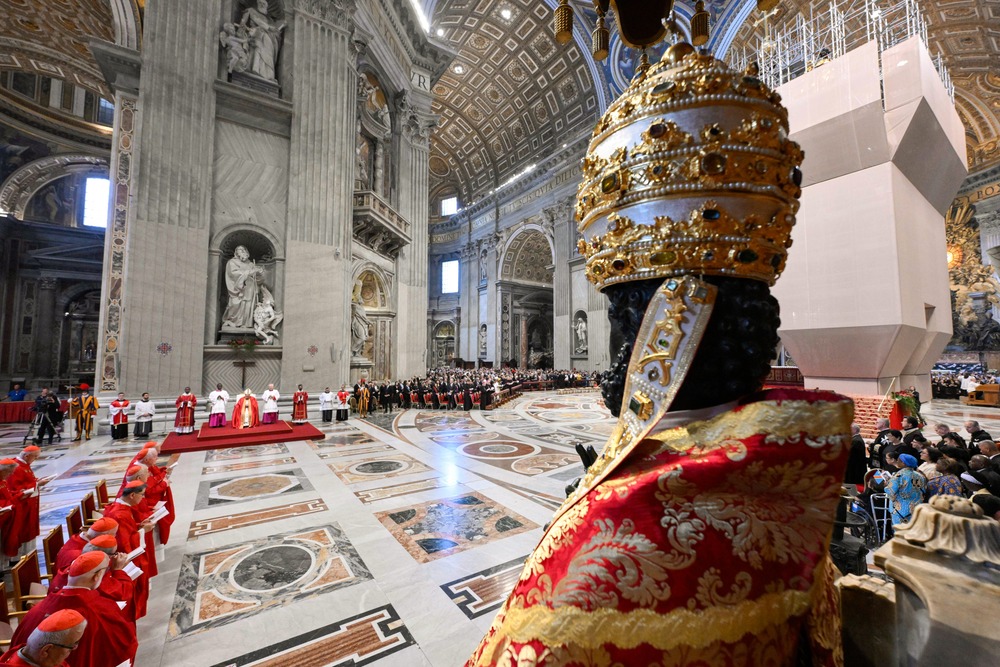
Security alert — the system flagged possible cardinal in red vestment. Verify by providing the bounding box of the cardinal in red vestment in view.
[49,535,135,616]
[54,517,118,576]
[0,460,18,560]
[4,446,48,560]
[0,609,87,667]
[102,480,152,619]
[10,552,138,667]
[231,390,260,429]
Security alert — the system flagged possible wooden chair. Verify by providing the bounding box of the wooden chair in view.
[95,479,111,508]
[0,581,29,651]
[42,525,64,577]
[80,492,100,525]
[11,551,49,611]
[65,505,82,538]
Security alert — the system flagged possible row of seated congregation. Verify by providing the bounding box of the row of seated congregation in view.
[847,415,1000,543]
[0,443,170,665]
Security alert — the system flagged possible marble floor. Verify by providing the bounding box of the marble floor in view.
[0,390,610,667]
[4,392,986,667]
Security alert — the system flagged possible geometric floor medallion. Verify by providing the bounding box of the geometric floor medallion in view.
[168,523,372,637]
[194,468,314,509]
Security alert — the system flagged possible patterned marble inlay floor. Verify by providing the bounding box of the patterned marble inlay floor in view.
[28,390,633,667]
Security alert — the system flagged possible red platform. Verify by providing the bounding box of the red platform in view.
[160,420,324,454]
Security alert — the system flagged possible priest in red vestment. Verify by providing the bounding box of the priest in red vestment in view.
[10,552,138,667]
[102,480,152,619]
[5,446,48,560]
[139,449,175,545]
[115,465,158,578]
[174,387,197,434]
[292,384,309,423]
[50,535,135,611]
[0,609,87,667]
[231,389,260,429]
[467,16,849,666]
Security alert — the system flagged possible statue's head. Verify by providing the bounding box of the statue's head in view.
[257,0,269,14]
[577,48,803,417]
[234,245,250,261]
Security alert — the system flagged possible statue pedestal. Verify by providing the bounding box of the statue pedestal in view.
[230,71,279,97]
[218,328,258,343]
[350,358,373,385]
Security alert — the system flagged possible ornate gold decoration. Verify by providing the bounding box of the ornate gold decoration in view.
[946,201,1000,342]
[576,51,804,291]
[552,0,573,45]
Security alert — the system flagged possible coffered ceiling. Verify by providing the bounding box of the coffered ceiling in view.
[0,0,117,97]
[426,0,602,203]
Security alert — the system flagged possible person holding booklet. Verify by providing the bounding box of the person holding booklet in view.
[8,552,138,667]
[53,517,118,577]
[49,535,135,612]
[4,446,51,562]
[117,466,158,580]
[102,481,153,620]
[130,445,175,544]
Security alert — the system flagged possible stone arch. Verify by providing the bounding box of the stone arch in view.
[211,227,284,342]
[109,0,143,50]
[499,226,555,285]
[0,154,109,220]
[350,262,394,310]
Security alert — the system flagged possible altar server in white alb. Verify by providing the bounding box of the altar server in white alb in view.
[133,392,156,439]
[261,383,280,424]
[208,383,230,428]
[318,387,335,423]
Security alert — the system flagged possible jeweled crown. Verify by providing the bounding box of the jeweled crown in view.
[576,46,804,290]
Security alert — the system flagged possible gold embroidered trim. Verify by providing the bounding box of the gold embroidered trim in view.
[648,398,853,455]
[499,589,812,651]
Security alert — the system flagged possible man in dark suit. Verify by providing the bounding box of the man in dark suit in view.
[845,424,867,485]
[965,420,992,448]
[869,418,892,469]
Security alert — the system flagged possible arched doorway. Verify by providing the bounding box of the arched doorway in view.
[499,228,554,368]
[431,320,456,368]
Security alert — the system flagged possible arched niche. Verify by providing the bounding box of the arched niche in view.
[572,310,588,357]
[355,70,393,197]
[0,154,109,221]
[350,265,394,380]
[211,227,284,344]
[500,227,555,285]
[431,320,456,368]
[59,288,102,377]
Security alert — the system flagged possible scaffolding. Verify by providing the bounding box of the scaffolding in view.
[728,0,953,103]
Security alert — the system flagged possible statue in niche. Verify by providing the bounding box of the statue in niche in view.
[253,285,283,344]
[574,314,588,354]
[220,0,285,82]
[479,324,488,355]
[355,127,371,191]
[221,245,282,345]
[479,248,488,282]
[350,281,373,358]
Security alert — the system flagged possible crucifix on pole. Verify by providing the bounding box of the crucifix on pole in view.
[233,359,256,389]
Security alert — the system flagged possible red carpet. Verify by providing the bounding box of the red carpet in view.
[161,420,325,454]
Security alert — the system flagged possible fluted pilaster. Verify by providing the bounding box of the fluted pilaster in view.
[118,1,219,395]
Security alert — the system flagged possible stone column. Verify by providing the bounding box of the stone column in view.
[95,90,139,394]
[519,315,528,370]
[484,233,501,364]
[393,102,434,378]
[457,241,477,361]
[32,277,58,378]
[280,0,358,388]
[109,0,219,396]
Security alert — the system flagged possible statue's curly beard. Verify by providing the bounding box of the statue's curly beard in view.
[601,276,781,418]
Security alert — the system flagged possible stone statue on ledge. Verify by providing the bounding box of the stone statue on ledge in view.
[221,244,282,345]
[220,0,285,83]
[350,281,372,358]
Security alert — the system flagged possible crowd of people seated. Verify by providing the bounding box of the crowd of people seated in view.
[349,368,600,416]
[848,415,1000,542]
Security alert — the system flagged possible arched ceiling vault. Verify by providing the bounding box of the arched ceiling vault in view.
[428,0,600,203]
[719,0,1000,172]
[0,0,125,98]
